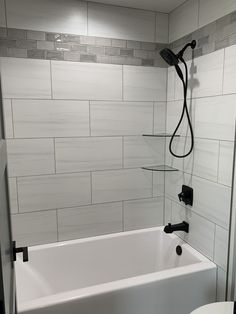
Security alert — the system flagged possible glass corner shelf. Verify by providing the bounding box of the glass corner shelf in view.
[142,133,180,138]
[141,165,179,172]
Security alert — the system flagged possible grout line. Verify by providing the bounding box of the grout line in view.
[56,209,59,241]
[53,138,57,174]
[222,48,226,95]
[122,136,124,168]
[216,140,221,183]
[15,177,20,214]
[89,100,91,136]
[213,223,217,261]
[10,99,15,138]
[90,171,93,203]
[122,200,124,231]
[49,60,53,99]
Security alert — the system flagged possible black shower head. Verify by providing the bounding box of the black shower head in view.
[160,40,196,66]
[160,48,179,66]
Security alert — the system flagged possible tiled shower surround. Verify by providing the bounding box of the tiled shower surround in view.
[1,0,236,303]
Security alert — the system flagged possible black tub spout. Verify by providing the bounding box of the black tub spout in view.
[164,221,189,234]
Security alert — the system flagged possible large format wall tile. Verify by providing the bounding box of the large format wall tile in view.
[214,226,228,271]
[171,202,215,259]
[0,0,6,27]
[218,141,234,187]
[0,58,51,99]
[165,172,231,228]
[90,101,153,136]
[217,267,227,301]
[194,95,236,141]
[58,202,123,241]
[88,2,155,42]
[2,99,13,139]
[55,137,122,173]
[8,178,18,214]
[169,0,199,42]
[124,197,164,231]
[123,66,167,101]
[18,173,91,212]
[7,139,55,177]
[199,0,236,28]
[92,168,152,203]
[154,102,166,134]
[123,136,164,168]
[51,61,122,100]
[12,210,57,246]
[6,0,87,35]
[156,13,168,44]
[223,45,236,95]
[12,99,89,138]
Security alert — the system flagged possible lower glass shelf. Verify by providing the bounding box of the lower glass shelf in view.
[141,165,179,172]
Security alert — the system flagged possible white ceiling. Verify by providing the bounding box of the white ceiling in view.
[90,0,187,13]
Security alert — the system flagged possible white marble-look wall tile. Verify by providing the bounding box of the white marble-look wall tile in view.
[164,198,172,224]
[194,95,236,141]
[167,67,175,101]
[169,0,199,42]
[223,45,236,95]
[166,100,189,136]
[8,178,18,214]
[166,137,219,181]
[12,210,57,246]
[165,172,231,228]
[214,226,229,271]
[7,0,87,35]
[7,139,55,177]
[90,101,153,136]
[88,2,155,42]
[124,197,164,231]
[154,102,166,134]
[58,202,123,241]
[0,58,51,99]
[18,173,91,212]
[156,13,169,44]
[55,137,122,173]
[2,99,13,139]
[218,141,234,187]
[0,0,6,27]
[175,50,224,100]
[171,202,215,259]
[124,136,164,168]
[92,168,152,203]
[217,267,227,301]
[153,172,165,197]
[12,99,89,138]
[123,66,167,101]
[199,0,236,28]
[51,61,122,101]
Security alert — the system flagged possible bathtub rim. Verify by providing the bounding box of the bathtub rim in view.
[16,227,217,312]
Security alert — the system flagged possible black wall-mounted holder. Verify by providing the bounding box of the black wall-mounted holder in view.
[178,185,193,206]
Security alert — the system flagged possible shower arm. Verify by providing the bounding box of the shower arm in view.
[177,41,196,59]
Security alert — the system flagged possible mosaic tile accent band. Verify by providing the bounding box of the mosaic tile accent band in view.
[0,27,167,67]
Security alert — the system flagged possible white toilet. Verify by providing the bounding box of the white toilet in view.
[191,302,234,314]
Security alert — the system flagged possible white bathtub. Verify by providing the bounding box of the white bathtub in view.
[16,227,217,314]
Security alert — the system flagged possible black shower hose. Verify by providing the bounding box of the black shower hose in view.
[169,58,194,158]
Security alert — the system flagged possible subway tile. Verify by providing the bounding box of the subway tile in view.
[92,168,152,203]
[7,0,87,35]
[18,173,91,212]
[169,0,199,42]
[123,66,167,101]
[218,141,234,186]
[0,0,6,27]
[154,102,166,134]
[214,226,229,271]
[0,57,51,98]
[123,136,164,168]
[90,101,153,136]
[124,197,164,231]
[223,45,236,94]
[58,202,123,241]
[156,13,169,44]
[171,202,215,259]
[165,172,231,228]
[12,210,57,246]
[88,3,155,42]
[55,137,122,173]
[194,95,236,141]
[51,61,122,100]
[7,139,55,177]
[27,30,45,41]
[2,99,13,138]
[8,178,18,214]
[199,0,236,28]
[217,267,227,301]
[12,99,89,138]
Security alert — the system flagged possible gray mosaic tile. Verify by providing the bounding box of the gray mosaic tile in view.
[46,33,61,42]
[120,48,134,57]
[16,39,36,49]
[46,51,64,60]
[27,30,45,41]
[198,35,209,47]
[60,34,80,43]
[141,42,156,51]
[8,28,26,39]
[105,46,120,56]
[0,39,16,48]
[71,44,87,53]
[142,59,154,66]
[0,28,7,38]
[127,41,141,49]
[7,48,27,58]
[80,54,97,62]
[64,51,80,61]
[0,46,7,56]
[80,36,96,45]
[55,42,71,51]
[96,55,112,64]
[37,41,54,50]
[112,39,126,48]
[215,38,229,50]
[87,45,104,55]
[95,37,112,46]
[27,49,45,59]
